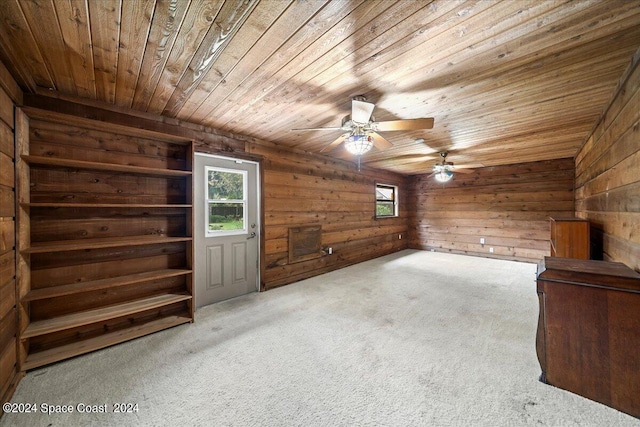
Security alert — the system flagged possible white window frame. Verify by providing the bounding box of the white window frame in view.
[375,183,398,218]
[205,166,248,237]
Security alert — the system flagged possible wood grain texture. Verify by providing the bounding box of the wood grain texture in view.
[550,218,590,259]
[25,269,191,302]
[87,0,122,103]
[247,142,409,290]
[131,0,193,110]
[0,0,53,90]
[23,94,244,151]
[23,293,191,338]
[0,1,639,174]
[24,312,190,370]
[30,243,187,287]
[408,158,575,263]
[0,58,23,104]
[14,108,29,371]
[537,257,640,418]
[114,0,155,107]
[0,218,14,256]
[184,0,325,122]
[162,0,260,116]
[0,67,18,409]
[53,0,96,99]
[0,86,13,129]
[18,107,194,369]
[18,0,76,94]
[146,0,225,114]
[576,46,640,271]
[17,96,413,293]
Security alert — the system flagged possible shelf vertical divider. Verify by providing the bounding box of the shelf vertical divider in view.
[15,108,30,370]
[185,141,195,320]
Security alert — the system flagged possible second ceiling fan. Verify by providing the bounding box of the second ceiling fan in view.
[430,151,477,183]
[292,96,435,156]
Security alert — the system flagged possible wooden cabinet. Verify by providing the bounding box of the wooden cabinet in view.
[549,217,589,259]
[536,257,640,418]
[17,109,194,370]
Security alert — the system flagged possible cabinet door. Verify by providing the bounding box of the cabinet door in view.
[550,220,589,259]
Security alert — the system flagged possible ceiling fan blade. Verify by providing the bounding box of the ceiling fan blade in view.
[291,127,343,132]
[352,99,375,123]
[452,163,485,174]
[392,154,437,162]
[320,133,349,152]
[369,132,393,151]
[452,168,475,174]
[376,118,434,131]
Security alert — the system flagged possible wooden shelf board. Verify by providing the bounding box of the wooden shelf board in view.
[24,269,193,302]
[22,293,192,338]
[22,203,192,208]
[23,235,192,254]
[22,155,192,176]
[23,314,192,370]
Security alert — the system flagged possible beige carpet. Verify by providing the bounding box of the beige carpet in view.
[2,250,639,426]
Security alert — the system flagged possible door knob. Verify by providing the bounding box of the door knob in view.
[247,232,257,239]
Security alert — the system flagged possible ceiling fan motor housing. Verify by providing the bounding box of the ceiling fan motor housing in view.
[341,115,353,129]
[342,114,376,131]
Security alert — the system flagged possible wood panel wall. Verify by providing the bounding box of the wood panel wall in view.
[0,60,22,410]
[20,93,409,292]
[407,158,575,263]
[575,49,640,272]
[246,144,409,290]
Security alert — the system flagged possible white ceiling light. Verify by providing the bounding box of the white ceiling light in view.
[434,169,453,183]
[344,133,374,156]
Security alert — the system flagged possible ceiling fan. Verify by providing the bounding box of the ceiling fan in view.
[291,96,434,156]
[431,152,478,183]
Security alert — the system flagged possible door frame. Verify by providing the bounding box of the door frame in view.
[193,151,264,304]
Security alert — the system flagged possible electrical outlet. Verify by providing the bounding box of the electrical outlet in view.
[399,234,402,240]
[328,247,333,255]
[480,237,485,244]
[489,247,494,253]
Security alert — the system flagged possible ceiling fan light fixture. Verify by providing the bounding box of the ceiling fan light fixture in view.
[344,133,374,156]
[434,169,453,183]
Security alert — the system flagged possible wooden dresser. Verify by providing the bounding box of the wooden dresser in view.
[549,217,590,259]
[536,257,640,418]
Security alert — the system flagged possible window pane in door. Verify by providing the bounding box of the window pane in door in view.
[208,170,244,200]
[206,167,247,234]
[208,202,244,231]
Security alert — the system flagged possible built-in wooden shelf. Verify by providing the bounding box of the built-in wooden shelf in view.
[23,314,192,370]
[22,203,192,208]
[22,155,192,176]
[23,235,192,254]
[22,293,192,339]
[18,117,194,370]
[24,269,193,302]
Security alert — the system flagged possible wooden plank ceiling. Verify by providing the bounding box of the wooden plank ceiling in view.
[1,0,639,174]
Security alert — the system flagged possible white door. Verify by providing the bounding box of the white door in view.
[194,153,260,308]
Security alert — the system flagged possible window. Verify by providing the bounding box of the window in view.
[205,166,247,235]
[376,183,398,218]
